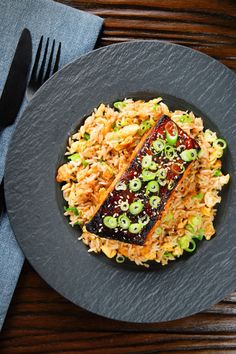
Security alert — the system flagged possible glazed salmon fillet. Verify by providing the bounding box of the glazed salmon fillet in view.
[86,115,200,245]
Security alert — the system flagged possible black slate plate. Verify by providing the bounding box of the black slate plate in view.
[5,41,236,323]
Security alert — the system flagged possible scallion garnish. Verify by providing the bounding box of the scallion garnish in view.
[153,138,165,153]
[141,169,156,182]
[165,145,177,160]
[82,160,88,167]
[180,149,198,162]
[114,101,126,111]
[153,103,159,111]
[192,192,204,200]
[179,114,193,123]
[120,200,129,211]
[129,200,144,215]
[167,180,175,190]
[129,223,142,234]
[103,216,118,229]
[64,206,79,216]
[157,168,167,180]
[149,161,158,171]
[165,121,178,146]
[68,153,81,161]
[213,138,227,150]
[178,235,196,252]
[129,178,142,192]
[116,255,125,263]
[146,181,159,194]
[138,120,152,136]
[138,214,150,226]
[142,155,152,169]
[118,214,131,230]
[214,169,222,177]
[84,133,90,140]
[149,195,161,208]
[115,181,127,191]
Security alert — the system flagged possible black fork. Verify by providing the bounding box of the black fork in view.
[26,36,61,100]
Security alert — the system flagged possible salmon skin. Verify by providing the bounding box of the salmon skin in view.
[86,115,200,245]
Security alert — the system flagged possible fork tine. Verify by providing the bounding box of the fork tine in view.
[37,38,49,84]
[44,40,55,82]
[52,42,61,74]
[29,36,43,82]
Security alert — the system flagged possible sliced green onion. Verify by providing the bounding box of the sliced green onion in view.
[84,133,90,140]
[153,103,159,111]
[129,200,144,215]
[129,178,142,192]
[214,169,222,177]
[204,129,217,142]
[163,213,173,222]
[103,216,117,229]
[118,214,131,230]
[68,153,81,161]
[149,117,155,126]
[138,214,150,226]
[114,101,126,110]
[165,145,177,160]
[167,180,175,190]
[115,181,127,191]
[185,224,195,233]
[192,192,204,200]
[149,195,161,208]
[188,215,202,228]
[184,239,196,252]
[179,114,193,123]
[82,160,89,167]
[193,228,205,240]
[146,181,159,194]
[158,179,167,186]
[180,149,198,162]
[142,155,152,169]
[116,255,125,263]
[178,235,196,252]
[157,168,167,179]
[154,227,163,235]
[164,251,173,257]
[141,169,156,181]
[149,161,158,171]
[213,138,227,150]
[64,206,79,216]
[120,200,129,211]
[153,138,165,153]
[129,223,142,234]
[74,221,81,226]
[138,120,152,136]
[165,121,178,146]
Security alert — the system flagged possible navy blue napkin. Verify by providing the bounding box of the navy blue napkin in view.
[0,0,103,329]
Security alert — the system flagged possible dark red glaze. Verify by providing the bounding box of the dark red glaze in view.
[86,115,200,245]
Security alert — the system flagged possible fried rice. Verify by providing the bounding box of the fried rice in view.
[56,98,230,267]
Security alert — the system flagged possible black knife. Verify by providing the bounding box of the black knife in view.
[0,28,32,216]
[0,28,32,129]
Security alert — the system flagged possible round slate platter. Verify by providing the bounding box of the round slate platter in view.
[5,41,236,323]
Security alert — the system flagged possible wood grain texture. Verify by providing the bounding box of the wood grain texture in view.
[1,0,236,353]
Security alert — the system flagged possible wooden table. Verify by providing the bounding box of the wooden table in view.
[1,1,236,353]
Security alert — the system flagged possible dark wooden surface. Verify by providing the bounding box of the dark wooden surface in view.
[1,1,236,353]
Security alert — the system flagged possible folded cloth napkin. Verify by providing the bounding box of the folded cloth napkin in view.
[0,0,103,330]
